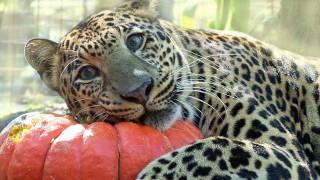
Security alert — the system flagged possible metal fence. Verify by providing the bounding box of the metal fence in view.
[0,0,95,116]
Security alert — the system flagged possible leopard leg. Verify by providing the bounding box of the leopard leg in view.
[137,137,318,180]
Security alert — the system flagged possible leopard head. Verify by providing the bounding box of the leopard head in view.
[25,0,193,130]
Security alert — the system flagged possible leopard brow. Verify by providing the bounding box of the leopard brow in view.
[58,49,81,80]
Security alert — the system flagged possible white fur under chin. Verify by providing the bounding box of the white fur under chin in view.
[142,104,183,131]
[161,101,198,130]
[163,104,183,130]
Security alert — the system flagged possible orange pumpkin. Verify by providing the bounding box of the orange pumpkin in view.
[0,114,203,180]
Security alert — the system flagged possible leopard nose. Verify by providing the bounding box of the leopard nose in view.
[120,78,153,105]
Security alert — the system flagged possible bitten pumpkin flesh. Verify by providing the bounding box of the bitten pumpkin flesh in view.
[7,116,75,180]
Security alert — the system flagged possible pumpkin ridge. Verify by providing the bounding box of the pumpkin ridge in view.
[0,136,16,179]
[114,123,122,180]
[39,120,72,179]
[42,124,85,179]
[1,115,202,179]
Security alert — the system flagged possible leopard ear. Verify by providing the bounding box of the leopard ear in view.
[25,38,60,91]
[116,0,159,20]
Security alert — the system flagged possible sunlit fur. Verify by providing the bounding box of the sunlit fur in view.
[25,0,320,178]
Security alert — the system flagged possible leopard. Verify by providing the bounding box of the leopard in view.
[22,0,320,179]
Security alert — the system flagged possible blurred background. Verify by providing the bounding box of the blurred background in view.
[0,0,319,118]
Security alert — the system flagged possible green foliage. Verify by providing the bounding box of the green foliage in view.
[0,0,9,10]
[178,0,250,32]
[0,0,9,4]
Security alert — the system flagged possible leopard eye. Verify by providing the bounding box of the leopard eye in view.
[126,33,144,52]
[79,66,100,81]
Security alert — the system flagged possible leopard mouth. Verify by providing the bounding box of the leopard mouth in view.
[92,85,181,129]
[98,101,180,130]
[74,100,181,130]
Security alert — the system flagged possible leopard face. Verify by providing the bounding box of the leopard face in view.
[24,0,193,130]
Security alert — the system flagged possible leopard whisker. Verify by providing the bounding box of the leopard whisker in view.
[177,94,223,123]
[176,86,256,124]
[177,79,240,98]
[69,98,94,105]
[172,52,235,76]
[176,72,233,84]
[59,58,80,80]
[91,109,108,122]
[178,77,260,104]
[176,72,245,98]
[171,54,236,88]
[100,113,110,122]
[177,78,237,91]
[176,88,227,111]
[182,48,237,69]
[163,27,235,76]
[177,78,234,91]
[172,98,203,121]
[178,86,239,100]
[75,104,103,118]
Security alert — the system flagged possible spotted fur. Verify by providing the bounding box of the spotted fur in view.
[24,0,320,179]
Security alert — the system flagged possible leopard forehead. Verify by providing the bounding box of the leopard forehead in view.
[59,10,161,51]
[58,9,174,71]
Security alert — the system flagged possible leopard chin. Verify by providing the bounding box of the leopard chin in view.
[139,103,182,131]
